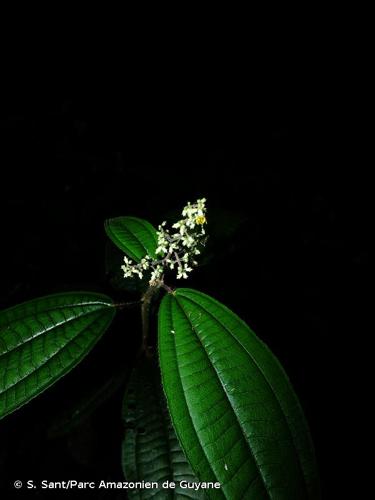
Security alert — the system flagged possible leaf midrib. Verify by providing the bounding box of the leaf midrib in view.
[0,299,112,327]
[167,297,223,497]
[175,297,269,499]
[0,310,113,419]
[108,217,156,261]
[0,309,110,393]
[178,292,309,498]
[128,217,157,250]
[0,305,110,359]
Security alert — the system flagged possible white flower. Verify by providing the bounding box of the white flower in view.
[140,259,149,270]
[121,198,207,285]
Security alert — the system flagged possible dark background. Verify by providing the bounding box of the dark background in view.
[0,92,368,499]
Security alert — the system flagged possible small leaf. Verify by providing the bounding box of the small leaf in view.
[158,289,320,500]
[105,216,158,262]
[122,357,204,499]
[0,292,115,420]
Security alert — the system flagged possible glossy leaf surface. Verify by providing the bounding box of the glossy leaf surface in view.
[158,289,320,499]
[105,216,157,262]
[0,292,115,420]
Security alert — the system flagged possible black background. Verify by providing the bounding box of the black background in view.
[0,88,369,499]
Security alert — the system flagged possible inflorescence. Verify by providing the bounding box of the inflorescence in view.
[121,198,207,286]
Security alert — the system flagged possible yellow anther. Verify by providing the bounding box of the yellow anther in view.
[195,215,206,225]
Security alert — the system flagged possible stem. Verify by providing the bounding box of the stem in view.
[174,251,182,269]
[161,283,174,294]
[141,286,159,357]
[113,300,141,310]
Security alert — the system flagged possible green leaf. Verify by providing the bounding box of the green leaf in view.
[158,289,320,500]
[104,216,158,262]
[122,357,204,499]
[0,292,115,420]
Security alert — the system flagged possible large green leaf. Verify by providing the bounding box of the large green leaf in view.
[0,292,115,420]
[105,216,158,262]
[158,289,320,500]
[122,357,204,499]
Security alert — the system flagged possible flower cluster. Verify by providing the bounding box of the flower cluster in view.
[121,198,207,286]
